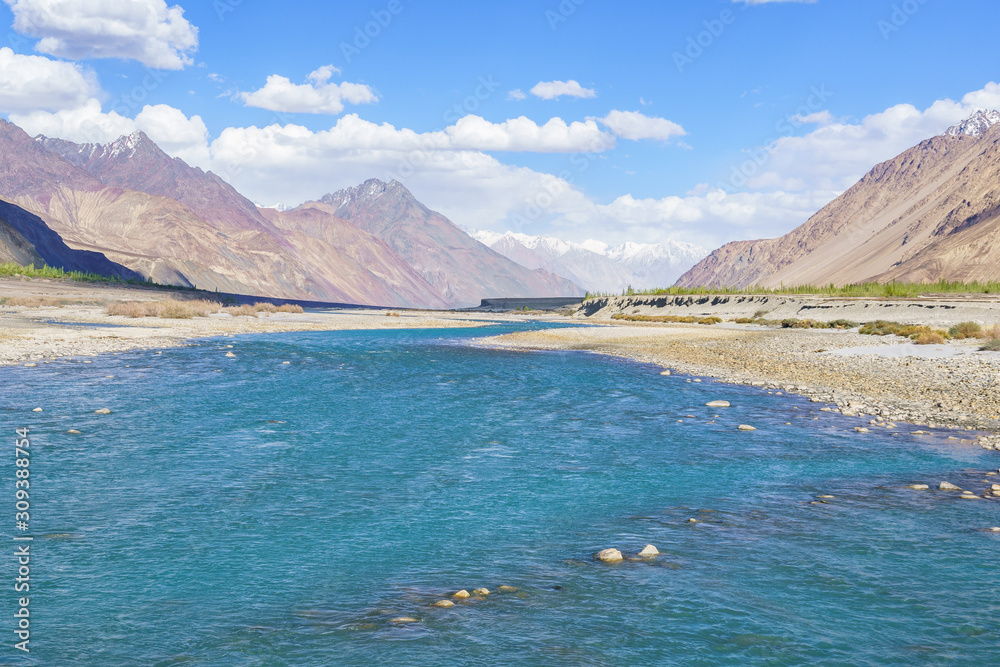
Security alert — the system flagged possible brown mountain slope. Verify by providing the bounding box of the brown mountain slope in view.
[22,127,450,306]
[258,203,450,309]
[319,179,582,307]
[0,198,140,278]
[677,111,1000,288]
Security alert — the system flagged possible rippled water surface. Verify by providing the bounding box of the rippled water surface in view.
[1,324,998,665]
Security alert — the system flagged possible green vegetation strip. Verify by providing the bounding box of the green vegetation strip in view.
[585,279,1000,300]
[0,262,156,285]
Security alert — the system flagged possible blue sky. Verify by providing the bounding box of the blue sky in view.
[1,0,998,250]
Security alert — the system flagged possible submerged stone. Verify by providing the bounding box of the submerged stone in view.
[432,600,455,608]
[594,548,623,563]
[472,588,490,596]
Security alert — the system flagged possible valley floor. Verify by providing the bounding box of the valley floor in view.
[476,322,1000,448]
[0,277,493,366]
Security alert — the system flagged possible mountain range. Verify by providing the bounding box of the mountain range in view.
[472,230,707,293]
[679,109,1000,289]
[0,120,581,308]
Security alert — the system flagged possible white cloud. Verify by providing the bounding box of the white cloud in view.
[596,110,686,141]
[506,89,526,101]
[11,99,208,165]
[744,83,1000,192]
[3,0,199,70]
[530,80,596,100]
[134,103,208,164]
[0,47,97,113]
[239,66,378,115]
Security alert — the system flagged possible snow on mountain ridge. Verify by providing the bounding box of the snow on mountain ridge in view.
[944,109,1000,137]
[472,230,709,291]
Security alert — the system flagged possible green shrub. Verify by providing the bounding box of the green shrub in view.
[948,321,983,339]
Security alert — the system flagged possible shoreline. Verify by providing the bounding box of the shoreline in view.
[473,322,1000,451]
[0,304,500,367]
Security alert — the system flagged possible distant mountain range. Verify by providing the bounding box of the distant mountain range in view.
[679,109,1000,288]
[472,230,707,293]
[0,119,582,307]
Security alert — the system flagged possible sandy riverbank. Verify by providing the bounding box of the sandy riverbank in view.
[0,277,497,365]
[475,322,1000,450]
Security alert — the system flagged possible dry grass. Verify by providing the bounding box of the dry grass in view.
[612,313,722,325]
[948,321,985,339]
[224,302,304,317]
[1,296,67,308]
[914,331,947,345]
[106,299,222,319]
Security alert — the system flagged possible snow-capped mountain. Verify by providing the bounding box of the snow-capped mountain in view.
[472,230,708,292]
[944,108,1000,137]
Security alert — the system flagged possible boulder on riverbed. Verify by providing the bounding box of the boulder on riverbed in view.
[594,548,623,563]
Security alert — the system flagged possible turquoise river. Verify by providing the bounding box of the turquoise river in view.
[1,323,998,665]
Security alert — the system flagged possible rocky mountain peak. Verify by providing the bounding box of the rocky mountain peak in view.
[944,108,1000,137]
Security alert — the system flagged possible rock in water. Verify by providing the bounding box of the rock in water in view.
[389,617,418,624]
[67,429,81,434]
[31,407,42,412]
[497,585,519,593]
[738,425,757,431]
[706,400,730,408]
[472,588,490,596]
[660,370,671,376]
[94,408,111,414]
[638,544,660,557]
[432,600,455,608]
[939,481,962,491]
[907,484,929,490]
[594,548,623,563]
[225,352,237,358]
[452,590,470,599]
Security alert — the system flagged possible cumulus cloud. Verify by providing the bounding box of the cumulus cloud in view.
[596,110,686,141]
[11,99,209,165]
[506,89,526,101]
[530,80,596,100]
[744,83,1000,192]
[0,46,97,113]
[3,0,199,70]
[239,66,378,115]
